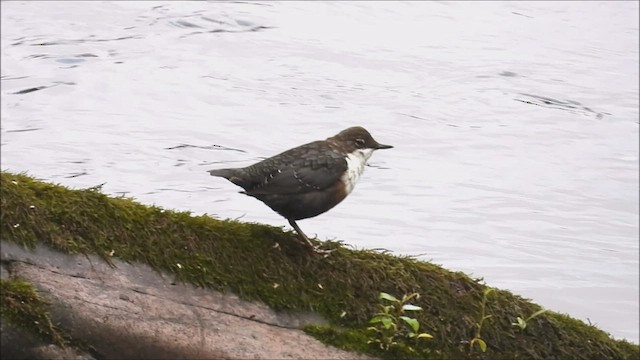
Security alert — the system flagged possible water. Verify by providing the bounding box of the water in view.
[1,1,638,342]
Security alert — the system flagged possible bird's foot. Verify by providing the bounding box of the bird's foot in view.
[293,235,334,256]
[288,219,335,257]
[310,245,336,257]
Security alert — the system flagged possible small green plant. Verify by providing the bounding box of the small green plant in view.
[512,308,548,331]
[367,292,433,351]
[469,288,493,353]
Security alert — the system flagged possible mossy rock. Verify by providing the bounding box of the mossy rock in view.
[0,278,67,347]
[1,171,638,359]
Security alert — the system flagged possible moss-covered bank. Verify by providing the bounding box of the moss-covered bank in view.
[1,171,638,359]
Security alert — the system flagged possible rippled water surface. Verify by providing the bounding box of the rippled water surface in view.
[2,1,638,342]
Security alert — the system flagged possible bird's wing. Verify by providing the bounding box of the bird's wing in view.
[241,141,347,195]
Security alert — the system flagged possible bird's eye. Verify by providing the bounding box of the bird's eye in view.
[355,138,365,148]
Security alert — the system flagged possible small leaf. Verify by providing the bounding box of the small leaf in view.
[379,292,399,302]
[408,332,416,338]
[518,317,527,329]
[400,316,420,332]
[527,308,548,320]
[402,304,423,311]
[381,317,394,329]
[477,339,487,352]
[369,315,390,324]
[417,333,433,339]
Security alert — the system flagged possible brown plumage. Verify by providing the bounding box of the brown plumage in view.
[208,126,392,254]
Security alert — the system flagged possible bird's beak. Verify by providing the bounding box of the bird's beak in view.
[374,142,393,150]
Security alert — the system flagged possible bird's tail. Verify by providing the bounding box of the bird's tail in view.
[208,168,237,179]
[208,168,248,190]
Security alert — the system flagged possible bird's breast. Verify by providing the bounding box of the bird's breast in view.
[341,148,373,194]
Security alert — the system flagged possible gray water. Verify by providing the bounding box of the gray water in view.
[1,1,638,342]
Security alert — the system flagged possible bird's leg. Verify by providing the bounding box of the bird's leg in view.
[287,219,335,255]
[288,219,314,247]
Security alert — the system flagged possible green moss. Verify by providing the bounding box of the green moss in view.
[303,325,372,354]
[304,325,443,359]
[1,171,638,359]
[0,278,67,346]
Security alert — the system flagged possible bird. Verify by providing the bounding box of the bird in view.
[208,126,392,254]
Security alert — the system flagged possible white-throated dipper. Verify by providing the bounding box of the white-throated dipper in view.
[208,126,392,254]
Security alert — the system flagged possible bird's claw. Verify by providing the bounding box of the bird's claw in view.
[311,246,336,257]
[293,236,335,257]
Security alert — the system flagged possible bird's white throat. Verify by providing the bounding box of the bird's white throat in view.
[342,148,374,194]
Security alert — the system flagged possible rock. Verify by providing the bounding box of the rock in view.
[0,241,372,360]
